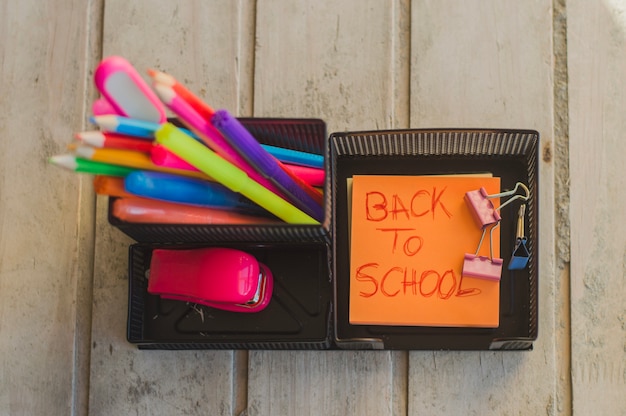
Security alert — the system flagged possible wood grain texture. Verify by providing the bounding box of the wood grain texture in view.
[409,1,558,414]
[87,1,256,414]
[568,0,626,414]
[9,0,624,414]
[0,1,96,415]
[247,1,410,415]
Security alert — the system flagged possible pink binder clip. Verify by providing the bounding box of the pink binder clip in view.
[462,222,503,281]
[465,182,530,229]
[147,247,273,313]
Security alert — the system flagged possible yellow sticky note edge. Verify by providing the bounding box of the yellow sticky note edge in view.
[348,174,501,328]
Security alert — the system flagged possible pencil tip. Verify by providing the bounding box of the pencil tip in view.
[154,83,175,104]
[76,131,105,147]
[50,154,77,170]
[75,146,96,159]
[149,69,175,86]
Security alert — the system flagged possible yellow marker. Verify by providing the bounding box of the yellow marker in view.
[154,122,319,225]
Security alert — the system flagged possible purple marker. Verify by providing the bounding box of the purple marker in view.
[211,109,324,222]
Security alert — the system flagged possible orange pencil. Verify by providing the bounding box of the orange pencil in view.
[148,69,215,120]
[75,146,214,182]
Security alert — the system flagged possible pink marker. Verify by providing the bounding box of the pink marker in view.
[283,163,325,187]
[94,56,166,123]
[151,144,198,171]
[152,144,324,188]
[153,84,285,197]
[92,97,120,116]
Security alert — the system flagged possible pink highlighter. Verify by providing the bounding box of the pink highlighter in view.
[147,247,273,313]
[94,56,166,123]
[151,143,325,187]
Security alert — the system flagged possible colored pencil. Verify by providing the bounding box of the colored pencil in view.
[75,131,154,153]
[49,154,136,176]
[155,122,318,224]
[153,84,285,198]
[148,69,216,120]
[74,146,214,181]
[90,115,159,138]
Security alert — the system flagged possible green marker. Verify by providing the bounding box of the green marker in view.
[50,155,135,177]
[154,122,319,225]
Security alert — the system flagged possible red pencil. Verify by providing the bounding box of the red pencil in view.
[75,131,154,153]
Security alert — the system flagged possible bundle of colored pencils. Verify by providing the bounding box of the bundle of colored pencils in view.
[50,56,325,225]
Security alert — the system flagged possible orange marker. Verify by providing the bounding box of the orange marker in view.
[112,197,280,225]
[93,175,134,197]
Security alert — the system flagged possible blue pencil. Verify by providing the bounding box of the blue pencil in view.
[91,115,197,139]
[90,115,159,138]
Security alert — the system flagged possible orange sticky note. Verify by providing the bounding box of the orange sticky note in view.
[349,175,501,327]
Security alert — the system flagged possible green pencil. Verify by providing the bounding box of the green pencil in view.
[49,154,135,177]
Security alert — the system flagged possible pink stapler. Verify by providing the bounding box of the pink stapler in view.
[147,247,273,313]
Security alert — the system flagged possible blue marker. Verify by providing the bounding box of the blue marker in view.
[124,171,271,216]
[260,144,324,168]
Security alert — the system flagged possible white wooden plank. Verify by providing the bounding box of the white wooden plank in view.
[248,1,410,415]
[409,1,558,414]
[88,1,255,414]
[0,0,96,414]
[253,0,411,134]
[568,1,626,414]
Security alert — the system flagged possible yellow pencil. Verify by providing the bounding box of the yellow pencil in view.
[75,146,214,181]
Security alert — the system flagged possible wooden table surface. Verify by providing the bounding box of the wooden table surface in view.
[1,0,625,415]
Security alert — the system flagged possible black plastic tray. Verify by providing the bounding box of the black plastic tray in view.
[329,129,539,350]
[120,127,539,351]
[127,242,333,350]
[109,117,331,244]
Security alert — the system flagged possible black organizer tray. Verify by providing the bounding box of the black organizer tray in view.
[330,129,539,350]
[109,118,331,244]
[127,242,333,350]
[117,125,539,351]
